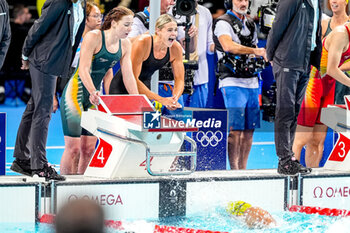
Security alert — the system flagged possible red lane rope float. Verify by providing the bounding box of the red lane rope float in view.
[104,220,124,230]
[154,225,228,233]
[40,216,227,233]
[289,205,350,217]
[40,216,124,230]
[39,214,55,224]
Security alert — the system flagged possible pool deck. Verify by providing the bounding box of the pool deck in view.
[1,168,350,184]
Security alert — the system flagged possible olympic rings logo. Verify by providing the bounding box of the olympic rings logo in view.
[196,131,223,147]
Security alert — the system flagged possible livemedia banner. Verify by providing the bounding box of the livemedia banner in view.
[192,109,227,170]
[142,107,227,171]
[0,113,5,175]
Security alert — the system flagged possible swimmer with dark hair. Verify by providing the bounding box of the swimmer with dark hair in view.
[55,198,104,233]
[226,201,276,229]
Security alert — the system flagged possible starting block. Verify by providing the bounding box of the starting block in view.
[81,95,198,178]
[321,95,350,171]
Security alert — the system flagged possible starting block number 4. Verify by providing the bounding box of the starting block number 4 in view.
[139,157,154,170]
[328,133,350,162]
[89,138,113,168]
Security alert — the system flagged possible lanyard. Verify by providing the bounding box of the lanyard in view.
[144,7,150,18]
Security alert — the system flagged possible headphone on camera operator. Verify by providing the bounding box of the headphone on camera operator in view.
[224,0,251,15]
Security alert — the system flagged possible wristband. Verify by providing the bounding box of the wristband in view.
[22,54,28,61]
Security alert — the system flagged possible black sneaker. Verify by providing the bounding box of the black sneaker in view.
[32,164,66,181]
[278,157,312,176]
[10,159,32,176]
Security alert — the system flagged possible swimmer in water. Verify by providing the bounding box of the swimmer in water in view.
[226,201,276,228]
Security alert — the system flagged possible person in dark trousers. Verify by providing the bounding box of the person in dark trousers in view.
[266,0,322,175]
[10,0,86,181]
[0,0,9,68]
[0,4,32,104]
[0,0,11,103]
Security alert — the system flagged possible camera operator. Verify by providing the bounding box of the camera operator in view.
[172,0,215,108]
[213,0,266,170]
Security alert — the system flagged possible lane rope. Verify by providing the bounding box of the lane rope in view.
[289,205,350,217]
[40,214,228,232]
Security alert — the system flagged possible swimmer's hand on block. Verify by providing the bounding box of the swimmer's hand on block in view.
[165,102,182,110]
[156,97,182,111]
[226,201,276,229]
[89,90,100,106]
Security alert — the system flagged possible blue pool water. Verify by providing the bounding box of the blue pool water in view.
[0,223,53,233]
[151,209,350,233]
[3,209,350,233]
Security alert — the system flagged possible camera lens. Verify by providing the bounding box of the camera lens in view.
[180,1,191,11]
[176,0,197,16]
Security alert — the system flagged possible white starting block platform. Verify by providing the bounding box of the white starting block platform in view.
[321,95,350,171]
[2,169,350,223]
[81,95,198,179]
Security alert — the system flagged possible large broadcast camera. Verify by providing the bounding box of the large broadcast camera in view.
[159,0,198,95]
[218,54,269,78]
[257,0,278,36]
[160,60,198,95]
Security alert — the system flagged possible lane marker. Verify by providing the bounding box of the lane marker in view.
[6,142,275,150]
[252,141,275,145]
[289,205,350,217]
[6,146,65,150]
[40,215,228,233]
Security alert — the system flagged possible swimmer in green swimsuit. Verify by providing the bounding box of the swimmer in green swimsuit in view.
[60,6,138,175]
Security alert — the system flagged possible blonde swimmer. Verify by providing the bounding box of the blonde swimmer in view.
[226,201,276,228]
[109,14,184,111]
